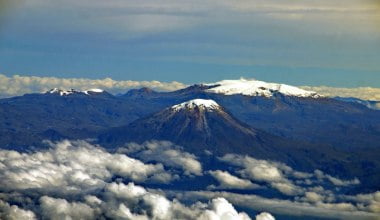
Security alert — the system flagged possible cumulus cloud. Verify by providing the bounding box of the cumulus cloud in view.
[104,182,176,219]
[40,196,96,220]
[0,139,254,219]
[219,154,292,182]
[0,199,36,220]
[0,140,379,219]
[218,154,305,195]
[300,86,380,101]
[16,182,252,220]
[0,140,173,195]
[167,151,378,219]
[0,74,186,98]
[255,212,275,220]
[208,170,260,190]
[198,197,251,220]
[218,154,361,196]
[119,140,203,176]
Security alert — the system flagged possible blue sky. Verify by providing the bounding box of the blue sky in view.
[0,0,379,87]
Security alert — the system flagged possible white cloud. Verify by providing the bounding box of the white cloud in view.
[218,154,361,196]
[176,190,380,220]
[0,199,36,220]
[208,170,260,190]
[315,202,357,212]
[341,191,380,213]
[0,140,379,219]
[219,154,291,182]
[40,196,96,220]
[218,154,304,195]
[326,175,360,186]
[120,140,203,176]
[0,74,186,98]
[303,192,325,203]
[198,197,251,220]
[300,86,380,101]
[0,140,173,195]
[0,142,252,219]
[314,170,360,187]
[104,182,173,219]
[255,212,275,220]
[270,182,301,196]
[25,182,252,220]
[105,182,148,200]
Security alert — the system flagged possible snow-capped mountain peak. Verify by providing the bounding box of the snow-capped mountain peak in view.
[47,88,104,96]
[205,78,321,98]
[171,99,220,112]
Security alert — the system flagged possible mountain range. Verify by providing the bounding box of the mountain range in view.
[1,79,379,191]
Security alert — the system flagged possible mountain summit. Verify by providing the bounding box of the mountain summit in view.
[99,99,316,162]
[171,99,220,112]
[47,88,105,96]
[99,98,269,155]
[205,78,321,98]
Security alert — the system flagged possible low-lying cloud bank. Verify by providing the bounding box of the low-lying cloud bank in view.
[36,183,254,220]
[0,140,255,219]
[0,74,186,98]
[119,141,203,176]
[1,183,257,220]
[175,191,379,220]
[202,154,379,219]
[0,140,173,195]
[300,86,380,101]
[217,154,360,195]
[0,140,379,219]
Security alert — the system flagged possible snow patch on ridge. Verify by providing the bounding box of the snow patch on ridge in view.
[205,79,321,98]
[48,88,104,96]
[171,99,220,112]
[82,88,104,94]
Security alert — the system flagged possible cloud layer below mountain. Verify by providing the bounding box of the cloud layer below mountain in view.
[0,140,379,219]
[0,140,259,220]
[119,141,203,176]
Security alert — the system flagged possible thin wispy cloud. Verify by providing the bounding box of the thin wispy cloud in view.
[208,170,260,190]
[1,0,379,81]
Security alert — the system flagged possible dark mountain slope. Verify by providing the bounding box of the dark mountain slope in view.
[1,81,379,152]
[0,90,157,149]
[0,81,379,190]
[121,86,380,151]
[98,99,360,178]
[99,99,279,156]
